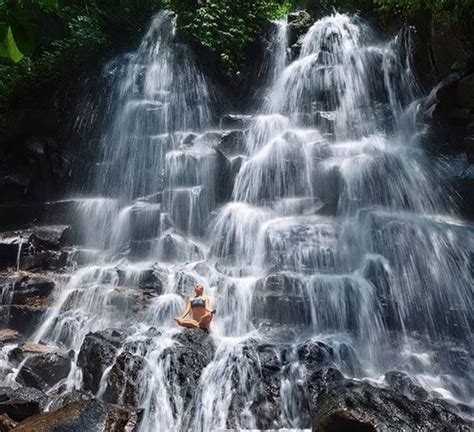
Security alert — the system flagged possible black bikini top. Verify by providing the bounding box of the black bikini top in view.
[191,297,206,308]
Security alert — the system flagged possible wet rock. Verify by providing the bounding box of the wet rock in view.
[137,268,166,294]
[216,130,247,157]
[173,271,198,297]
[31,225,72,250]
[250,371,281,430]
[454,162,474,220]
[0,413,17,430]
[214,148,233,204]
[220,114,253,130]
[0,386,47,422]
[13,399,141,432]
[0,329,20,344]
[17,353,71,391]
[103,352,145,408]
[157,232,204,262]
[128,239,154,260]
[465,136,474,163]
[312,379,471,432]
[216,150,245,205]
[334,342,364,377]
[117,266,167,295]
[41,199,78,226]
[128,203,161,242]
[46,390,94,412]
[0,305,47,334]
[20,249,69,271]
[136,191,162,205]
[0,227,70,271]
[161,329,215,403]
[314,111,336,134]
[252,272,311,326]
[307,367,344,408]
[0,168,30,203]
[193,131,221,147]
[361,255,401,331]
[257,343,282,375]
[0,274,55,306]
[181,132,199,146]
[383,371,429,401]
[297,340,334,371]
[248,344,283,430]
[8,342,57,365]
[172,328,215,359]
[0,231,30,270]
[288,10,313,46]
[422,64,474,155]
[456,73,474,108]
[106,287,145,314]
[78,329,126,394]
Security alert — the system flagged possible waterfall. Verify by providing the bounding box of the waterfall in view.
[6,11,472,431]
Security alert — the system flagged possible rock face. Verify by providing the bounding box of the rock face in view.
[0,273,57,336]
[288,10,314,48]
[103,352,145,408]
[78,329,126,394]
[161,329,215,403]
[0,274,55,305]
[17,353,71,391]
[0,305,47,334]
[0,387,46,422]
[383,371,429,401]
[312,379,471,432]
[12,399,140,432]
[252,272,310,326]
[0,134,71,209]
[0,226,71,271]
[420,58,474,219]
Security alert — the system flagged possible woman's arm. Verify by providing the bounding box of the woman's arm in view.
[181,299,191,318]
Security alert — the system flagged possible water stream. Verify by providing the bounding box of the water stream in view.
[5,10,473,431]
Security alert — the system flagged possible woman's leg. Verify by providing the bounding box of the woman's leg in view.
[198,312,214,329]
[174,317,200,329]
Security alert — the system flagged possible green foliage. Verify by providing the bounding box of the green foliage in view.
[375,0,473,54]
[375,0,472,20]
[0,0,60,62]
[374,0,473,48]
[293,0,473,53]
[0,0,164,120]
[0,0,472,124]
[291,0,376,16]
[294,0,473,32]
[168,0,291,73]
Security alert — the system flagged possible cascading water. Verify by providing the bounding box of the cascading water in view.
[4,10,472,431]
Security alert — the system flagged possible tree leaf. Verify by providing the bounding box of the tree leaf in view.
[10,10,35,57]
[0,24,24,62]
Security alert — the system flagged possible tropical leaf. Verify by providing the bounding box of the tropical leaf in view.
[9,10,34,56]
[0,23,24,62]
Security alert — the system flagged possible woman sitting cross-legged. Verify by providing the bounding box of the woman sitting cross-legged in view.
[174,283,216,330]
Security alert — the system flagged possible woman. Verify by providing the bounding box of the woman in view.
[174,283,216,330]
